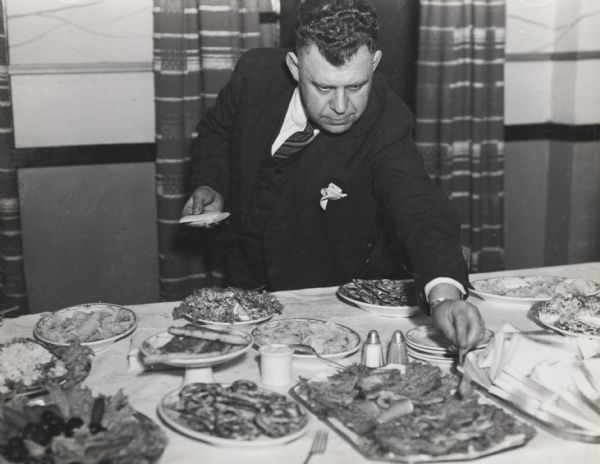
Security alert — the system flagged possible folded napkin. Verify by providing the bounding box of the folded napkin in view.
[465,323,600,433]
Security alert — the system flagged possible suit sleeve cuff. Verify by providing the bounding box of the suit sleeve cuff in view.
[424,278,466,302]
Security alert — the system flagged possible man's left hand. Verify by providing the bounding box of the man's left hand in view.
[431,299,485,352]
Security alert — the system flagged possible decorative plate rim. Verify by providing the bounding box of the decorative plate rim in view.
[337,289,419,318]
[139,330,253,367]
[157,386,309,447]
[470,275,600,304]
[33,303,137,350]
[251,318,361,359]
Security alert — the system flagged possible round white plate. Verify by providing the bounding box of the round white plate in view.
[34,303,137,352]
[405,325,493,354]
[158,387,308,447]
[184,312,274,328]
[470,275,600,307]
[251,318,361,360]
[530,300,600,339]
[407,349,456,365]
[337,290,419,318]
[140,330,252,368]
[179,212,230,227]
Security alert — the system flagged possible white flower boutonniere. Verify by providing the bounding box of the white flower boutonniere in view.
[320,183,347,210]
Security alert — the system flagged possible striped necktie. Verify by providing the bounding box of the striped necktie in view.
[273,120,315,160]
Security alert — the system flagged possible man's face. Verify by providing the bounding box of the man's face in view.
[286,44,382,134]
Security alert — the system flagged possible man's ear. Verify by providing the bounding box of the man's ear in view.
[372,50,382,71]
[286,51,300,82]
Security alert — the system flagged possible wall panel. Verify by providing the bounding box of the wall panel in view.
[18,162,159,313]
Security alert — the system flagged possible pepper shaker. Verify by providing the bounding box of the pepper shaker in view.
[361,330,385,368]
[386,330,408,366]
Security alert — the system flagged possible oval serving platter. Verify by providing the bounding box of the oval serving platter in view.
[470,275,600,307]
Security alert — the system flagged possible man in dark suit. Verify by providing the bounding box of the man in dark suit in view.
[183,0,484,350]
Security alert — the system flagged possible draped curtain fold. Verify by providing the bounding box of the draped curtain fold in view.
[0,0,26,316]
[415,0,505,272]
[153,0,259,301]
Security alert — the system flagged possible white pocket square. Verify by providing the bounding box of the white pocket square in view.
[320,183,347,210]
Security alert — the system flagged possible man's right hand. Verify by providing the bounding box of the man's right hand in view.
[181,186,224,217]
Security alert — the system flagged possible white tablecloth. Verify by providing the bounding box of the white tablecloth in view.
[3,262,600,463]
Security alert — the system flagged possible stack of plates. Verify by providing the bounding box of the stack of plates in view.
[405,325,494,365]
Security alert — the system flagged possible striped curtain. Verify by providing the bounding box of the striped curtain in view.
[415,0,505,272]
[153,0,260,301]
[0,0,26,316]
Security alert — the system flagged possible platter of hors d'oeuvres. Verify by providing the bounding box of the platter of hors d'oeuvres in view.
[173,287,283,327]
[337,279,420,318]
[251,318,361,360]
[291,362,536,463]
[34,303,137,352]
[529,294,600,338]
[158,380,308,447]
[140,324,253,368]
[0,338,93,399]
[1,383,167,463]
[470,275,600,307]
[0,336,167,463]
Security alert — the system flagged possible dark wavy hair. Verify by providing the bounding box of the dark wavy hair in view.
[294,0,380,66]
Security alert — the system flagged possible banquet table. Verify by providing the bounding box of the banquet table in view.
[3,262,600,464]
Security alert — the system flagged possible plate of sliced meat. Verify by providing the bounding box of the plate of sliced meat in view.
[291,363,536,463]
[158,380,308,447]
[337,279,419,318]
[140,324,253,368]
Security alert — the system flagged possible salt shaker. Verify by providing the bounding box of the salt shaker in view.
[361,330,385,368]
[259,344,294,386]
[386,330,408,365]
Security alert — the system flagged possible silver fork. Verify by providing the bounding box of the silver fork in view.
[303,430,328,464]
[456,348,473,399]
[288,344,345,371]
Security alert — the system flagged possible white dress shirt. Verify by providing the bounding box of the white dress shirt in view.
[271,88,319,155]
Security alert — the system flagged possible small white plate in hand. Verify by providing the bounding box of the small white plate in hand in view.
[179,212,230,227]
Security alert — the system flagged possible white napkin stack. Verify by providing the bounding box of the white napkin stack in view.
[464,323,600,433]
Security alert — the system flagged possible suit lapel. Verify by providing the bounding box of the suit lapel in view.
[239,84,294,212]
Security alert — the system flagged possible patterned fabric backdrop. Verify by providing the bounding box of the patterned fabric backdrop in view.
[0,0,26,316]
[153,0,260,301]
[415,0,505,272]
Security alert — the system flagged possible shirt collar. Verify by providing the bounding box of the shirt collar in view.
[289,88,309,130]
